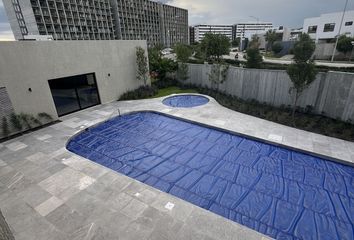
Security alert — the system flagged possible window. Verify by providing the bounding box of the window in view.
[324,23,335,32]
[308,25,317,33]
[345,21,353,26]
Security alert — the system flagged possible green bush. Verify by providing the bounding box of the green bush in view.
[119,85,158,100]
[246,48,263,68]
[10,113,23,132]
[1,117,9,137]
[38,113,53,122]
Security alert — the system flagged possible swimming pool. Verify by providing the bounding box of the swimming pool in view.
[162,95,209,108]
[67,112,354,240]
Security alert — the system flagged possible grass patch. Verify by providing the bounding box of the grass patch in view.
[151,86,198,98]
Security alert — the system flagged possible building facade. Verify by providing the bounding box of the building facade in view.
[111,0,188,47]
[303,10,354,42]
[192,25,233,43]
[3,0,188,47]
[3,0,116,41]
[233,22,273,40]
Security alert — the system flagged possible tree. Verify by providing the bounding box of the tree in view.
[200,33,231,62]
[249,35,261,49]
[265,29,277,52]
[286,33,318,122]
[148,46,177,82]
[246,35,263,68]
[174,43,192,62]
[208,64,229,92]
[336,35,354,60]
[232,38,240,48]
[246,48,263,68]
[177,63,189,82]
[272,42,283,55]
[136,47,149,85]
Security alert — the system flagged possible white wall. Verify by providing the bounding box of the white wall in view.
[0,40,148,120]
[183,64,354,122]
[303,11,354,41]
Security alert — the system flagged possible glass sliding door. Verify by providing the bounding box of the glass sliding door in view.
[48,73,100,116]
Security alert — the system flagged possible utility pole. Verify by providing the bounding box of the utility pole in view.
[331,0,349,62]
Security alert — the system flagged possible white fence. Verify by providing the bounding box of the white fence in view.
[183,64,354,122]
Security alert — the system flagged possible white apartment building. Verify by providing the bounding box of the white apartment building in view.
[193,25,233,42]
[233,22,273,39]
[303,10,354,42]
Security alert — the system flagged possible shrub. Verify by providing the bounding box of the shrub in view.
[119,85,158,100]
[272,42,283,55]
[10,113,23,132]
[246,48,263,68]
[1,117,9,137]
[38,113,53,122]
[152,78,178,89]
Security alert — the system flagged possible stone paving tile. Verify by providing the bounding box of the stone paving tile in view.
[16,183,52,208]
[45,204,88,235]
[5,141,28,151]
[35,196,64,216]
[35,134,53,141]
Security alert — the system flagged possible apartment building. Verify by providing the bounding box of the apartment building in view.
[3,0,116,40]
[192,25,233,43]
[3,0,188,47]
[303,10,354,42]
[233,22,273,40]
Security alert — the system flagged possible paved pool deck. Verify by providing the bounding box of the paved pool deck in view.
[0,94,353,240]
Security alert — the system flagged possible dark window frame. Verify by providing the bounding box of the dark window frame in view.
[48,72,101,117]
[323,23,335,32]
[308,25,317,34]
[345,21,353,26]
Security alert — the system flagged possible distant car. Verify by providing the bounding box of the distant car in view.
[161,48,173,55]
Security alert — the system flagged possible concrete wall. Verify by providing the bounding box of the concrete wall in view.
[0,40,148,120]
[184,64,354,122]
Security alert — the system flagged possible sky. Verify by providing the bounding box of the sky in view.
[1,0,354,40]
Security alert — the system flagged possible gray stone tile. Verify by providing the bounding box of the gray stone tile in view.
[118,221,154,240]
[6,141,28,151]
[46,204,87,235]
[35,196,64,216]
[16,183,52,208]
[120,198,148,220]
[151,192,194,222]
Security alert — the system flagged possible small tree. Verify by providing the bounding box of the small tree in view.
[201,33,231,62]
[272,42,283,55]
[174,43,192,62]
[148,46,177,82]
[1,117,9,137]
[336,35,354,60]
[232,38,240,48]
[286,33,318,122]
[265,29,277,52]
[136,47,149,85]
[10,113,22,132]
[246,49,263,68]
[208,64,229,92]
[177,62,189,82]
[249,35,261,49]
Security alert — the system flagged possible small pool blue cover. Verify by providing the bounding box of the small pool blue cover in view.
[67,112,354,240]
[163,95,209,108]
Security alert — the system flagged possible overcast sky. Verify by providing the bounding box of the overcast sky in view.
[1,0,354,40]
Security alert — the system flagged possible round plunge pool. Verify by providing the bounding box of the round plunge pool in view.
[162,95,209,108]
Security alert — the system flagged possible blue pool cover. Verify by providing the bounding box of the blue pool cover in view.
[162,95,209,108]
[67,112,354,240]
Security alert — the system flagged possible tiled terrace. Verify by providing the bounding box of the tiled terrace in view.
[0,94,353,240]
